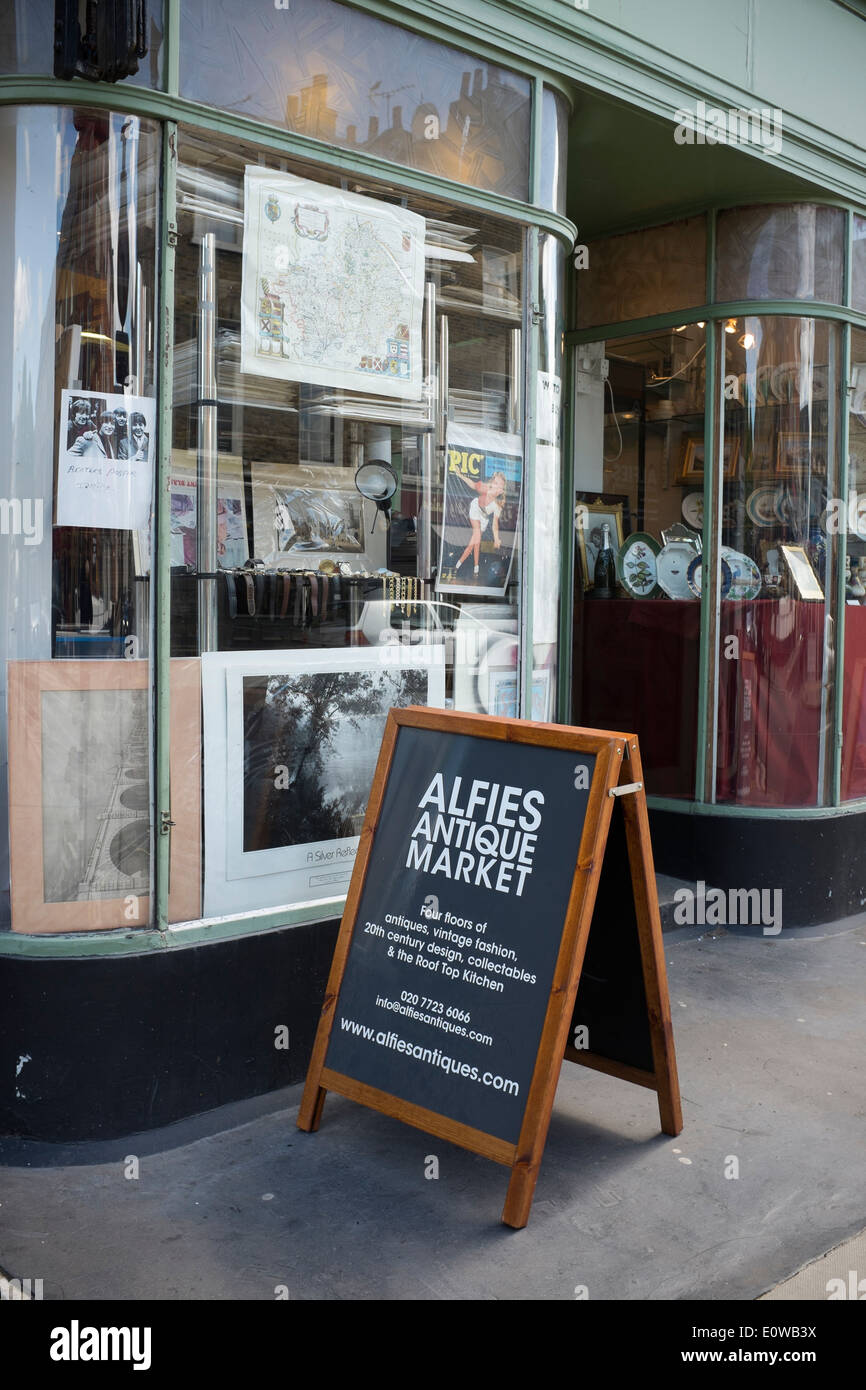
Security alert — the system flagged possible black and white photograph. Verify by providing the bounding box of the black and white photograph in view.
[242,666,429,852]
[202,649,446,918]
[56,387,156,530]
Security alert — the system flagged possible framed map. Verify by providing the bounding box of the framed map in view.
[241,169,425,400]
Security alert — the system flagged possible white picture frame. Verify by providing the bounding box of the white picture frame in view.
[202,646,446,917]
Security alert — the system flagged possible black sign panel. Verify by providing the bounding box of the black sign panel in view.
[324,723,596,1144]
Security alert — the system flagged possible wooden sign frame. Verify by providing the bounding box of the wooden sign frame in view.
[299,707,682,1229]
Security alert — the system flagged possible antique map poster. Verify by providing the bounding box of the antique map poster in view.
[241,168,425,399]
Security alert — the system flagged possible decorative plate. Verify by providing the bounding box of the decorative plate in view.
[617,532,660,598]
[682,492,704,530]
[661,522,701,549]
[746,486,778,527]
[686,554,733,599]
[657,541,699,599]
[721,546,762,600]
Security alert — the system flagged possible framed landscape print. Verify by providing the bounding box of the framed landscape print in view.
[201,647,446,917]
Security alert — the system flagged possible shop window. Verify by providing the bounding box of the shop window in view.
[715,205,845,305]
[0,106,161,934]
[853,215,866,313]
[0,0,164,88]
[179,0,531,201]
[842,326,866,798]
[576,217,706,330]
[718,316,842,806]
[163,130,529,922]
[539,88,569,216]
[571,324,706,797]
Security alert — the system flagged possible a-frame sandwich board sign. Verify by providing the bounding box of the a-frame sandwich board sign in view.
[299,706,682,1228]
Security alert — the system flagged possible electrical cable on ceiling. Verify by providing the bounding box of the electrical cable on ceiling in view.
[603,376,623,462]
[650,341,706,384]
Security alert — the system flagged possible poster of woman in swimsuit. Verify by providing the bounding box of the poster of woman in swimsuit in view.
[435,424,523,599]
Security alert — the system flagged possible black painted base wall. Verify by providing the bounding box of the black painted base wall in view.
[649,805,866,928]
[2,807,864,1145]
[0,919,339,1144]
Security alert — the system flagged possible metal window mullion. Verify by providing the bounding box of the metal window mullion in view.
[696,321,722,803]
[154,118,178,933]
[834,320,852,804]
[557,331,576,724]
[521,227,539,718]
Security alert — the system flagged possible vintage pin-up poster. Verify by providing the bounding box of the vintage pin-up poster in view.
[436,423,523,598]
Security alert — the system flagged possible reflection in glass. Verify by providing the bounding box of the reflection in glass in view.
[539,89,569,215]
[853,215,866,314]
[572,325,706,796]
[170,131,527,920]
[718,316,841,806]
[0,0,164,87]
[842,327,866,798]
[180,0,530,198]
[716,205,845,305]
[0,106,159,932]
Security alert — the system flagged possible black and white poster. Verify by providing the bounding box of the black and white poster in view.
[57,389,155,529]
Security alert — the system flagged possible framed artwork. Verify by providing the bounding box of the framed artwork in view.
[250,461,375,567]
[575,495,626,591]
[488,667,552,723]
[6,659,201,933]
[776,432,822,476]
[676,434,740,484]
[201,647,446,918]
[780,544,824,600]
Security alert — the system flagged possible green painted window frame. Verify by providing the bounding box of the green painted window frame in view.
[0,7,578,956]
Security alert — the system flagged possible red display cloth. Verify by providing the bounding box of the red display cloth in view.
[842,605,866,800]
[716,600,824,806]
[575,599,699,798]
[577,598,832,807]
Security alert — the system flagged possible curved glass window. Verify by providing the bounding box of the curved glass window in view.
[717,316,842,806]
[539,88,569,216]
[842,325,866,799]
[715,205,845,304]
[166,128,530,923]
[0,0,164,87]
[0,105,161,935]
[571,323,707,797]
[853,215,866,314]
[180,0,531,200]
[577,217,706,330]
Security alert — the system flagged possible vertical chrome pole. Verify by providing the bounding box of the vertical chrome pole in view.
[197,231,218,650]
[510,327,523,435]
[419,281,436,581]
